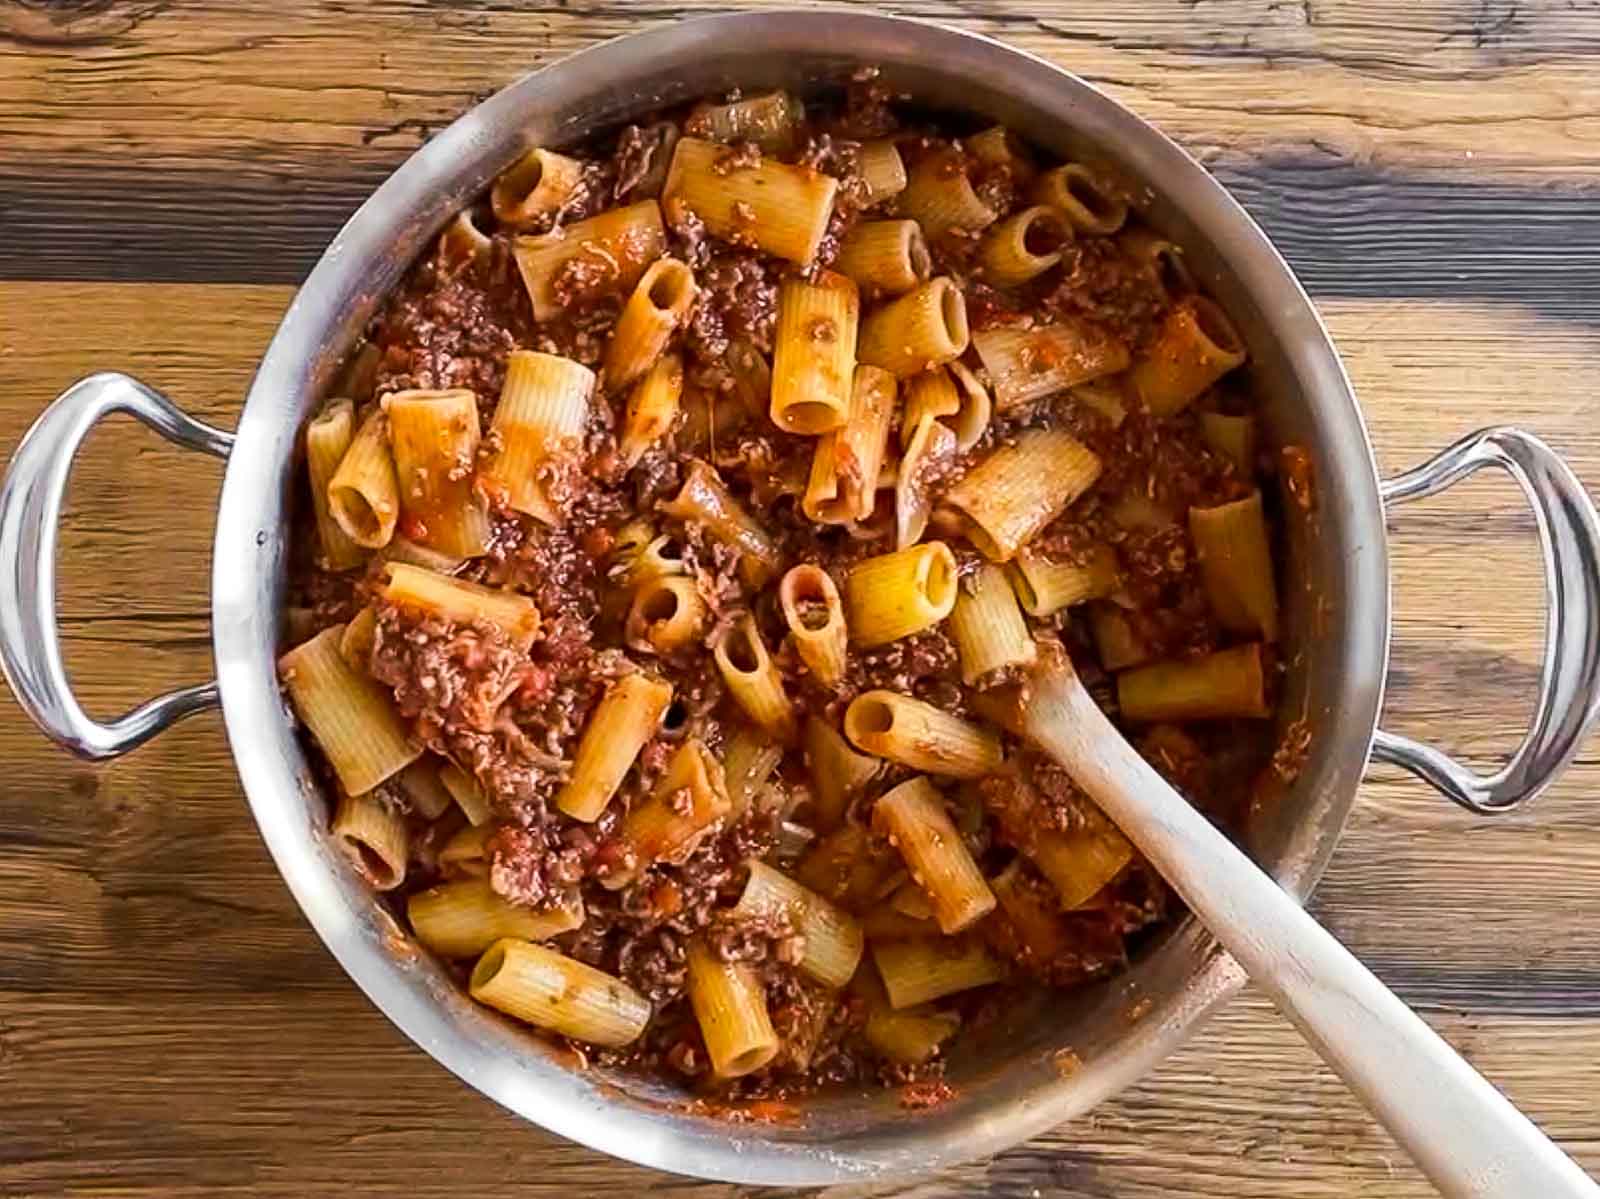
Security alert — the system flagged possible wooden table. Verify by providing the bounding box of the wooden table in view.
[2,3,1598,1196]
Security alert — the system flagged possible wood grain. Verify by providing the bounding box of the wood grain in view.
[2,2,1599,1196]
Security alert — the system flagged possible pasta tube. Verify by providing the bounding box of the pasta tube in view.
[844,541,958,647]
[1007,543,1121,616]
[1190,491,1279,640]
[395,758,454,820]
[979,205,1070,287]
[660,460,781,586]
[971,321,1130,410]
[895,413,958,550]
[898,148,996,237]
[1118,226,1197,302]
[804,715,880,831]
[625,574,707,655]
[803,364,895,525]
[1117,643,1271,722]
[949,563,1036,684]
[438,206,493,270]
[966,126,1037,182]
[845,692,1003,780]
[872,777,996,932]
[833,219,932,297]
[872,936,1004,1010]
[490,147,586,229]
[470,938,651,1048]
[409,880,583,958]
[712,613,797,743]
[734,860,865,989]
[279,626,420,796]
[327,405,399,549]
[513,199,667,321]
[945,361,992,452]
[1033,163,1128,235]
[385,389,490,557]
[943,429,1102,561]
[770,270,860,435]
[331,790,409,891]
[663,137,838,265]
[857,277,969,378]
[382,563,540,650]
[1128,296,1247,417]
[857,138,908,204]
[1200,411,1258,478]
[723,727,784,818]
[685,90,804,154]
[899,369,960,449]
[481,350,595,525]
[856,966,960,1064]
[686,940,779,1077]
[607,738,731,888]
[779,564,847,688]
[440,762,493,826]
[305,399,365,570]
[619,351,684,468]
[603,258,697,394]
[557,672,674,822]
[1089,602,1151,672]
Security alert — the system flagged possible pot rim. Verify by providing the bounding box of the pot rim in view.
[211,10,1389,1184]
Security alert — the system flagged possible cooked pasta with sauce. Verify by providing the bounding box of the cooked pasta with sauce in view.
[282,73,1303,1099]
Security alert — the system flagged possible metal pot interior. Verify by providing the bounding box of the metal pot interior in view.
[211,12,1390,1183]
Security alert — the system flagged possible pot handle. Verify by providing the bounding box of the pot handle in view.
[1373,427,1600,813]
[0,372,234,759]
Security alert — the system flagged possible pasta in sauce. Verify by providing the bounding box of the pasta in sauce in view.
[282,73,1300,1097]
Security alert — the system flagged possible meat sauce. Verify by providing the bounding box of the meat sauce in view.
[284,74,1301,1101]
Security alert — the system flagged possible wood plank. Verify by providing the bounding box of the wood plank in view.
[2,988,1597,1197]
[3,2,1599,323]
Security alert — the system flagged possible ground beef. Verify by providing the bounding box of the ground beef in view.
[612,121,677,202]
[684,252,780,364]
[1040,236,1168,351]
[371,239,532,408]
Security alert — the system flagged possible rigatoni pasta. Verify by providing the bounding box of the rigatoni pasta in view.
[1129,296,1248,416]
[949,563,1036,684]
[686,939,780,1077]
[513,200,667,321]
[556,672,673,822]
[480,349,595,525]
[734,860,864,988]
[833,219,932,297]
[471,938,651,1048]
[971,321,1131,410]
[770,270,859,434]
[409,880,584,958]
[385,389,490,557]
[779,565,848,687]
[491,147,586,228]
[327,405,399,549]
[304,399,365,570]
[279,626,420,796]
[843,541,958,647]
[872,777,996,933]
[857,277,969,378]
[603,258,697,395]
[663,136,838,265]
[943,429,1102,561]
[846,692,1003,780]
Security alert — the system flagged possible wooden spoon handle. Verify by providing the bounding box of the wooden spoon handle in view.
[1022,653,1599,1199]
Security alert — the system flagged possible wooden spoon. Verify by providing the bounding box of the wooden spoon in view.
[1020,644,1599,1199]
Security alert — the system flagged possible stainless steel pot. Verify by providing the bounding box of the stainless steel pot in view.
[4,12,1599,1186]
